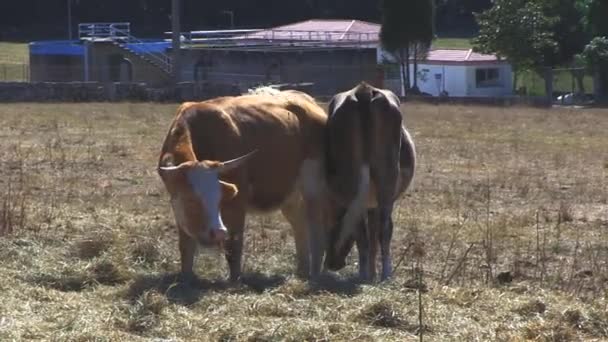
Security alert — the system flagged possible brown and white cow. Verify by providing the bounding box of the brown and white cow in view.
[323,82,416,281]
[157,89,329,282]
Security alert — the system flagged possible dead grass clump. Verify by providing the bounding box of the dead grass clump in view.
[118,290,168,334]
[582,309,608,337]
[558,201,575,223]
[216,330,238,342]
[131,239,161,265]
[71,233,114,259]
[29,257,129,291]
[515,299,547,317]
[522,320,576,341]
[357,300,408,329]
[248,296,297,318]
[561,308,584,328]
[90,258,130,286]
[30,270,90,292]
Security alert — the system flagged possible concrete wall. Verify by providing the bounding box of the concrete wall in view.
[30,41,171,86]
[179,48,381,96]
[30,54,84,82]
[411,64,467,96]
[86,42,171,86]
[464,64,513,97]
[384,62,514,97]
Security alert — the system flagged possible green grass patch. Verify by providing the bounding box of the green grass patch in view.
[0,42,28,64]
[432,38,473,49]
[0,42,29,81]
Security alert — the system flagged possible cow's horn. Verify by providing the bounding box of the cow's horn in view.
[217,149,258,173]
[158,161,192,172]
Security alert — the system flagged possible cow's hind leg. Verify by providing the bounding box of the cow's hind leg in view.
[379,205,395,281]
[355,214,370,282]
[367,208,380,282]
[299,160,326,281]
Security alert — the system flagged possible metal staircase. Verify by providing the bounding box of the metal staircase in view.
[78,23,172,75]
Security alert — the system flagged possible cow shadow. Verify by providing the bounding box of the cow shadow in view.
[308,273,363,296]
[125,271,286,306]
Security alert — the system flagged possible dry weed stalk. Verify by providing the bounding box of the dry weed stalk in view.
[1,157,28,236]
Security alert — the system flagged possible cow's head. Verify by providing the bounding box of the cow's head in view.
[324,213,358,271]
[158,150,257,246]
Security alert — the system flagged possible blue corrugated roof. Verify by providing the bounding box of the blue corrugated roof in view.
[29,40,170,56]
[30,40,85,56]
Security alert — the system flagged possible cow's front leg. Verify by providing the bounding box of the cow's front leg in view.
[178,228,197,283]
[222,205,246,283]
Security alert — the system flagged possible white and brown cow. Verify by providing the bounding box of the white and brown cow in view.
[157,89,329,282]
[323,82,416,281]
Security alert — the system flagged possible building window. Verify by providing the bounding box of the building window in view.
[476,68,500,87]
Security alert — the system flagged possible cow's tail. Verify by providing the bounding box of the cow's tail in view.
[335,83,374,249]
[336,164,370,249]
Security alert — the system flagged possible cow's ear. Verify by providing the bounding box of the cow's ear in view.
[220,181,238,201]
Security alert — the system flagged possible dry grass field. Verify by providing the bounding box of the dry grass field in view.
[0,101,607,341]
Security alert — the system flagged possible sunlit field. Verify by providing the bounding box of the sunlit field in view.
[0,101,606,341]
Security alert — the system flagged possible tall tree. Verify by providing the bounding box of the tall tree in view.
[380,0,413,93]
[472,0,558,90]
[540,0,588,67]
[410,0,435,92]
[579,36,608,100]
[578,0,608,100]
[380,0,435,94]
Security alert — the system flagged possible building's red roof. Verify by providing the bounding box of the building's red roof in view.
[241,19,380,43]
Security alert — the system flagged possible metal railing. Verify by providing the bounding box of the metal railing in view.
[116,38,172,74]
[78,22,131,40]
[164,29,379,47]
[78,22,171,74]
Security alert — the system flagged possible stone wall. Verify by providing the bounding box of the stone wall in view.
[0,81,241,102]
[0,81,553,107]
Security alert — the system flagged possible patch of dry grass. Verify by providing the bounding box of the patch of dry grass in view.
[0,102,607,341]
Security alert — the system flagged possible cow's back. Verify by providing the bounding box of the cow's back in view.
[171,92,327,211]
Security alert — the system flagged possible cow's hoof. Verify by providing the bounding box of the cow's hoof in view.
[228,275,242,285]
[358,275,372,284]
[177,271,196,285]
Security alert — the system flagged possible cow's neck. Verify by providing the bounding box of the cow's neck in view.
[160,122,198,167]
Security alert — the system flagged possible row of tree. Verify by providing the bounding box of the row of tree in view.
[471,0,608,99]
[378,0,608,99]
[0,0,493,40]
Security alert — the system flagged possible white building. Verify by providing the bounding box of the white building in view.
[379,48,513,97]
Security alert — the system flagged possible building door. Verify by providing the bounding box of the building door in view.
[119,58,133,82]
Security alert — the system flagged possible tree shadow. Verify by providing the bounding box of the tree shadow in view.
[125,271,287,305]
